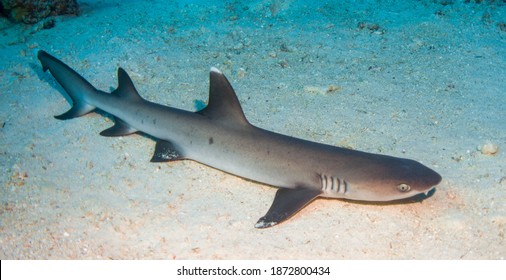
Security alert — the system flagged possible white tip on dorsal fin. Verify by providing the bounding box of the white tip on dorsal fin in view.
[210,67,222,74]
[197,67,250,127]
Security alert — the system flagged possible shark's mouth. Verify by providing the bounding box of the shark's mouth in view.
[424,186,436,196]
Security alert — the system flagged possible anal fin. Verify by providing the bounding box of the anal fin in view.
[150,140,185,162]
[255,187,321,229]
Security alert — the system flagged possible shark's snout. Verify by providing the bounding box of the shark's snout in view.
[416,163,442,190]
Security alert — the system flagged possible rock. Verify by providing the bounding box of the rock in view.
[0,0,79,24]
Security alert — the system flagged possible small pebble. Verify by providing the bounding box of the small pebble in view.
[303,86,329,95]
[499,177,506,187]
[498,22,506,32]
[280,43,290,52]
[479,142,499,156]
[304,85,341,95]
[237,68,246,78]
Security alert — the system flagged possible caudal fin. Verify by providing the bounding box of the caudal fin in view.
[37,50,96,119]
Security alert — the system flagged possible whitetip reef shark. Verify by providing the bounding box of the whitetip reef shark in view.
[37,50,442,228]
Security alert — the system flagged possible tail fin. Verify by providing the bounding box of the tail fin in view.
[37,50,96,119]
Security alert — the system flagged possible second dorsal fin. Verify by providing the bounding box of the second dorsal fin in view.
[197,68,250,127]
[112,68,144,102]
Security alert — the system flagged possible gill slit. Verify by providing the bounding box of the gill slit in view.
[320,174,348,195]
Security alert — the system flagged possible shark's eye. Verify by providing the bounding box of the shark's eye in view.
[397,183,411,192]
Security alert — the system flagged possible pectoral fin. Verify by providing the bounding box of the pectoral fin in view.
[255,187,321,229]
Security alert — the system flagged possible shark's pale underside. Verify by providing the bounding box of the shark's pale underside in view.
[37,50,442,228]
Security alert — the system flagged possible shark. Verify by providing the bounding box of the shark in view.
[37,50,442,228]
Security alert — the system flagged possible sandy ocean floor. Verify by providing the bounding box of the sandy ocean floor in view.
[0,0,505,259]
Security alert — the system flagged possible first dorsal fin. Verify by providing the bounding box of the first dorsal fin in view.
[112,68,143,102]
[197,68,250,127]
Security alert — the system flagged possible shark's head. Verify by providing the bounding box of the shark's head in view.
[339,156,442,202]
